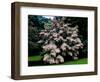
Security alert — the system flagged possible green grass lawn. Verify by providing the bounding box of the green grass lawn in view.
[28,55,42,61]
[63,58,87,65]
[28,55,87,66]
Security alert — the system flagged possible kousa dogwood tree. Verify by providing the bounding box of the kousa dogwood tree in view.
[37,18,83,64]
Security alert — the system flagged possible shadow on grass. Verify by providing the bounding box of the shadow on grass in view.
[28,61,44,66]
[28,58,87,66]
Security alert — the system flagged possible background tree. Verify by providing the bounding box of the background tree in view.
[28,15,49,56]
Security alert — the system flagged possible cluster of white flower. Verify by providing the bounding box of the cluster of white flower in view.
[38,23,83,64]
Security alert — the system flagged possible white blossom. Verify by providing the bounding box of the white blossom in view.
[63,24,68,27]
[55,48,61,53]
[42,43,57,51]
[71,33,78,38]
[50,50,56,57]
[53,33,58,38]
[43,54,50,61]
[67,37,73,42]
[47,57,55,64]
[39,31,45,34]
[59,30,63,34]
[55,60,59,64]
[68,52,73,56]
[44,33,49,37]
[54,38,59,41]
[57,55,64,63]
[37,40,43,43]
[60,27,64,30]
[59,36,64,40]
[60,43,67,51]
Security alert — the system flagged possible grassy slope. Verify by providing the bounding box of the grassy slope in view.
[28,55,87,65]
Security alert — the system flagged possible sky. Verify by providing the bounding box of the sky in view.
[43,16,54,20]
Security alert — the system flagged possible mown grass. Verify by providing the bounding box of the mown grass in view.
[28,55,87,66]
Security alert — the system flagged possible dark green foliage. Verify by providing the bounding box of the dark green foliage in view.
[77,18,88,57]
[28,15,51,56]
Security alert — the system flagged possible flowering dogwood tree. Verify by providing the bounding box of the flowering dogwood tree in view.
[37,18,83,64]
